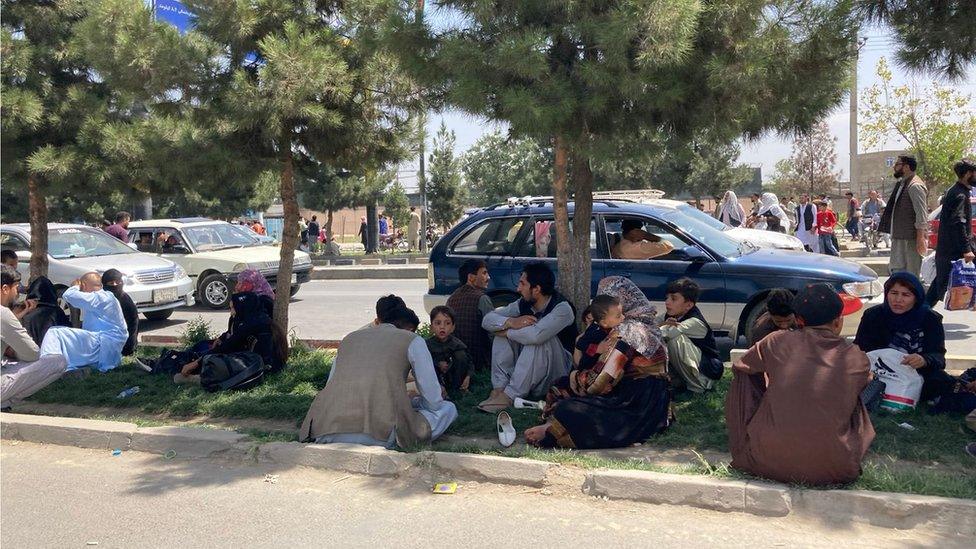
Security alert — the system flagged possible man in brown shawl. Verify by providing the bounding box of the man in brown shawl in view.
[726,283,875,485]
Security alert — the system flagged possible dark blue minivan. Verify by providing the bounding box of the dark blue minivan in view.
[424,198,883,341]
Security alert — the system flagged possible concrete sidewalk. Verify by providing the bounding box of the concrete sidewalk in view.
[2,412,973,535]
[310,264,427,280]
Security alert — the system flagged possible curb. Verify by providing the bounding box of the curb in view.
[3,412,974,533]
[310,265,426,280]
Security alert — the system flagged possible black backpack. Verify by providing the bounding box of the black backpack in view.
[152,348,199,375]
[199,352,265,393]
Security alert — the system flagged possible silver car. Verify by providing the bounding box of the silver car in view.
[0,223,195,321]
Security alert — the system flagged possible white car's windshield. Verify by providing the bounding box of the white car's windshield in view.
[676,204,729,232]
[182,223,260,251]
[49,227,137,259]
[662,208,751,258]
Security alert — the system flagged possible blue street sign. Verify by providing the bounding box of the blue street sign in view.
[155,0,193,34]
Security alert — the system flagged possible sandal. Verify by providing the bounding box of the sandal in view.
[497,411,516,448]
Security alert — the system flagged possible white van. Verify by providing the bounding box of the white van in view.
[0,223,194,321]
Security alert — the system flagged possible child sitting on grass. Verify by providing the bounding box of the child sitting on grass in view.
[660,277,723,393]
[425,306,471,397]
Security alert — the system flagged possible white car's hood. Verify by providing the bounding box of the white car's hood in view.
[62,253,176,274]
[726,227,804,250]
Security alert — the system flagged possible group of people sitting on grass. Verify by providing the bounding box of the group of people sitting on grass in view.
[298,259,976,488]
[0,263,138,409]
[0,258,288,406]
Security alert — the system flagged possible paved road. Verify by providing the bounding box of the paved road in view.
[141,278,976,356]
[1,442,961,548]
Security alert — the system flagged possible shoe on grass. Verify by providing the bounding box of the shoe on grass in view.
[132,357,153,373]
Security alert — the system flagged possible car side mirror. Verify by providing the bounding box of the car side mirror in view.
[126,242,138,251]
[674,246,708,263]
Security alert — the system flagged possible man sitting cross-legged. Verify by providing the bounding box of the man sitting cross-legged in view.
[478,263,578,412]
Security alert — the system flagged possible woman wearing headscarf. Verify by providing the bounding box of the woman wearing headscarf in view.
[524,276,671,449]
[235,269,275,317]
[757,192,791,233]
[19,276,70,346]
[179,292,289,379]
[854,272,952,401]
[101,270,139,356]
[717,191,746,228]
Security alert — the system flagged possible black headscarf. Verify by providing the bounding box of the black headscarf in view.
[21,276,70,345]
[102,269,139,355]
[881,271,929,334]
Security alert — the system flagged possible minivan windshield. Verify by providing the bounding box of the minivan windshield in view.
[49,227,137,259]
[662,208,750,258]
[183,223,260,251]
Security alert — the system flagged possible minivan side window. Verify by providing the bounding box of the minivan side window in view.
[605,217,691,259]
[450,217,527,255]
[515,218,598,258]
[130,229,159,253]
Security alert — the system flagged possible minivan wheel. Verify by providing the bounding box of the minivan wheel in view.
[199,274,231,309]
[741,297,769,346]
[143,309,174,322]
[290,285,300,297]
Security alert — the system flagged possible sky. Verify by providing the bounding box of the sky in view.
[397,28,976,191]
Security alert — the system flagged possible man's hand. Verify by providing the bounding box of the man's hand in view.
[13,299,37,320]
[437,360,450,374]
[181,360,200,377]
[963,251,975,263]
[916,233,927,257]
[505,315,537,330]
[901,353,926,369]
[661,318,679,328]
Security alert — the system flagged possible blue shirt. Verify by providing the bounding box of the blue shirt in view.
[379,218,389,235]
[43,287,128,371]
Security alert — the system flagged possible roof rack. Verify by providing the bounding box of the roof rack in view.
[483,189,667,210]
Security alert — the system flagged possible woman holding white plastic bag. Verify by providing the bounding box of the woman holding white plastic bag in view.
[854,272,953,402]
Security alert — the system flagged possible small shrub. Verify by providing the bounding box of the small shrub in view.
[416,323,432,339]
[178,316,214,347]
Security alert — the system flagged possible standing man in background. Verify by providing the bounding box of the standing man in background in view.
[407,207,421,252]
[307,215,320,254]
[879,156,929,277]
[103,212,131,242]
[844,191,860,240]
[926,159,976,306]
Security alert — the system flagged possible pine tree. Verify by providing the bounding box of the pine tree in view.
[391,1,860,311]
[383,180,410,233]
[170,0,414,329]
[1,0,105,278]
[857,0,976,80]
[426,122,468,229]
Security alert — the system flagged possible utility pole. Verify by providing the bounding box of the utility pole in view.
[849,37,863,197]
[416,0,429,254]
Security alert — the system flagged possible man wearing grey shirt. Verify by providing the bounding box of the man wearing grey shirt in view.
[479,263,577,412]
[879,156,929,276]
[1,266,66,409]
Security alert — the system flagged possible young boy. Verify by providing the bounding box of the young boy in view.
[425,306,472,396]
[816,200,839,256]
[573,295,623,372]
[747,288,797,347]
[660,278,722,393]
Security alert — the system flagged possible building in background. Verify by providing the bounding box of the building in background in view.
[852,149,909,197]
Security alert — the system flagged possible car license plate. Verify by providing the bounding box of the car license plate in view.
[290,274,297,284]
[153,287,178,304]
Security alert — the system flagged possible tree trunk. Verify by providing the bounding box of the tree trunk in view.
[567,146,593,317]
[273,127,299,334]
[325,209,334,241]
[551,135,587,320]
[27,173,49,280]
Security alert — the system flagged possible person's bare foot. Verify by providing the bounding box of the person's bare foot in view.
[524,423,551,446]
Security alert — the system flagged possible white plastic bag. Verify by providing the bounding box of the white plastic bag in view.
[866,349,924,412]
[919,252,937,286]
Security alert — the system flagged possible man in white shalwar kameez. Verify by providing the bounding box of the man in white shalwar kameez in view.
[478,263,577,413]
[794,193,820,253]
[39,273,128,372]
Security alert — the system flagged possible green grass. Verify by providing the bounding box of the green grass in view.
[27,345,976,499]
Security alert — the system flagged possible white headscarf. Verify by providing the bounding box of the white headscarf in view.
[759,192,791,232]
[718,191,746,227]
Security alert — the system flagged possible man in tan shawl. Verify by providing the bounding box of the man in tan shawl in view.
[726,283,875,485]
